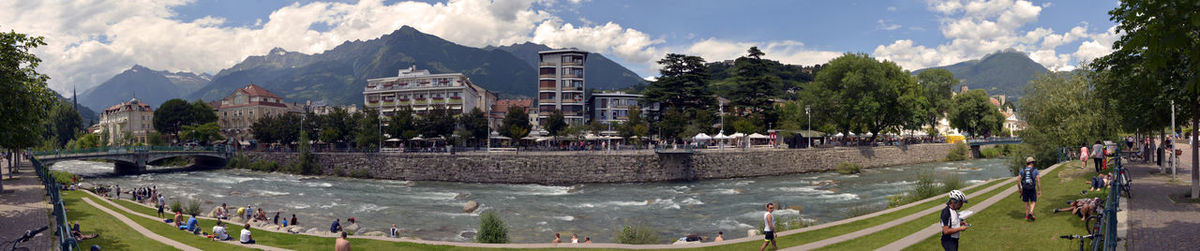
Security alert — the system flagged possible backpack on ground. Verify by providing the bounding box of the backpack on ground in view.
[1020,167,1036,190]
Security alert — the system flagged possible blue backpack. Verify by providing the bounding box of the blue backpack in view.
[1020,167,1036,190]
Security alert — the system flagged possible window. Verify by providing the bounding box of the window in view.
[539,68,556,75]
[600,99,607,108]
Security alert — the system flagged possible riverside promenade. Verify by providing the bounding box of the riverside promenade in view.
[0,161,52,250]
[1126,143,1200,250]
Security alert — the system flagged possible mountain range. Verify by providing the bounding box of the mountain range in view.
[78,26,647,112]
[914,49,1049,98]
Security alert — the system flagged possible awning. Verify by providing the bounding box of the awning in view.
[730,133,746,138]
[795,130,826,138]
[385,138,401,142]
[748,133,770,139]
[693,133,712,140]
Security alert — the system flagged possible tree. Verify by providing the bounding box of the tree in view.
[1099,0,1200,197]
[619,107,650,142]
[147,131,166,146]
[641,53,716,112]
[459,109,489,146]
[179,122,221,144]
[948,89,1005,137]
[544,110,567,138]
[1017,71,1118,170]
[46,102,82,147]
[916,69,957,129]
[500,106,531,140]
[387,107,415,141]
[296,127,318,175]
[191,100,217,124]
[418,105,456,138]
[801,53,923,141]
[0,29,53,191]
[729,47,783,119]
[154,99,195,136]
[354,109,382,149]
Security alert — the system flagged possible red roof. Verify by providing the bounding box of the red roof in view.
[103,99,153,113]
[492,99,532,114]
[239,84,282,99]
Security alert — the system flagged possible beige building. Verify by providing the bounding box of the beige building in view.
[536,49,588,126]
[98,98,156,145]
[363,66,496,117]
[217,84,290,142]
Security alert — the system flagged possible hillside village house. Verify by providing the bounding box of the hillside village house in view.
[217,84,290,144]
[98,98,156,145]
[363,66,497,117]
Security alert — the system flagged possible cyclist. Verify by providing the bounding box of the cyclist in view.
[1018,157,1041,221]
[941,190,969,251]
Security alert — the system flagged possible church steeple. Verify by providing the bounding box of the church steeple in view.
[72,85,78,111]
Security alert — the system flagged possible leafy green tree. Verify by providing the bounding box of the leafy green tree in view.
[153,99,195,135]
[191,100,217,124]
[1017,71,1119,170]
[354,109,382,149]
[418,105,456,138]
[46,102,82,147]
[75,133,101,149]
[179,122,221,144]
[387,107,416,141]
[544,110,567,138]
[321,107,354,147]
[459,109,489,146]
[948,89,1005,137]
[296,128,319,175]
[641,53,716,113]
[500,106,531,140]
[619,107,649,142]
[801,53,923,141]
[916,69,957,128]
[0,29,55,153]
[729,47,783,122]
[146,131,166,146]
[1099,0,1200,197]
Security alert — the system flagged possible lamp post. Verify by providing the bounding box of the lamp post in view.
[1172,100,1177,180]
[805,105,811,149]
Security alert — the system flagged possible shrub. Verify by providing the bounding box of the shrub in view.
[227,154,250,169]
[476,211,509,243]
[888,172,965,208]
[946,142,969,161]
[248,160,280,172]
[614,223,660,244]
[941,173,964,192]
[184,199,203,216]
[51,171,77,185]
[836,162,862,174]
[773,214,815,232]
[348,169,372,179]
[170,200,183,213]
[845,204,880,218]
[980,147,1002,158]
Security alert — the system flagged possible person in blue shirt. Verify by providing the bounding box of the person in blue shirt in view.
[179,214,199,233]
[330,218,342,233]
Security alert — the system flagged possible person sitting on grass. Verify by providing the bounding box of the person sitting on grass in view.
[1053,197,1103,221]
[1085,174,1111,193]
[172,210,184,227]
[211,220,230,241]
[330,218,342,233]
[240,223,255,244]
[71,222,99,240]
[179,214,199,234]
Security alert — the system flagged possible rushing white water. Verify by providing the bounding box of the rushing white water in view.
[51,158,1011,243]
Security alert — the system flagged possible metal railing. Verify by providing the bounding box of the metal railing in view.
[28,156,79,250]
[33,145,229,157]
[1103,147,1122,250]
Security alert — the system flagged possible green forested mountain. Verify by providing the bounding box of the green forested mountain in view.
[914,49,1049,98]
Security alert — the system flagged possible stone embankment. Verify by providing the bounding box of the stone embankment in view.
[243,144,954,185]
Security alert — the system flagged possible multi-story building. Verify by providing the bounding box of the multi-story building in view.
[98,98,155,145]
[363,66,496,117]
[588,91,659,125]
[217,84,290,142]
[536,49,588,126]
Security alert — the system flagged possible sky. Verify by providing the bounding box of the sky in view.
[1,0,1121,94]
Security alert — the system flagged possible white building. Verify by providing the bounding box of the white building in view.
[588,91,659,125]
[364,66,496,116]
[537,49,588,126]
[98,98,156,145]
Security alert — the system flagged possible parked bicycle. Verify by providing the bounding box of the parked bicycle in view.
[3,226,47,251]
[1060,233,1103,251]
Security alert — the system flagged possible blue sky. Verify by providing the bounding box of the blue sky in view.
[1,0,1121,93]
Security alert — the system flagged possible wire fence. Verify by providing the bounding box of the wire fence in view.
[29,156,79,250]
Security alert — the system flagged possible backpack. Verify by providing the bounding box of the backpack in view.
[1020,167,1036,190]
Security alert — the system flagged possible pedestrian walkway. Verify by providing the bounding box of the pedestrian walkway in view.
[80,197,203,251]
[874,162,1064,250]
[0,162,51,250]
[82,191,292,251]
[1127,143,1200,251]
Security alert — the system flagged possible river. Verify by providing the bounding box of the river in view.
[51,158,1011,243]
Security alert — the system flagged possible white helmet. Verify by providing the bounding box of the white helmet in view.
[949,190,967,204]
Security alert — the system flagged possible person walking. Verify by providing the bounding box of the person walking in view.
[941,190,969,251]
[1080,145,1089,169]
[1091,141,1105,173]
[760,202,777,251]
[1018,157,1041,221]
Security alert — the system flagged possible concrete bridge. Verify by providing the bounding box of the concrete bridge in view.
[966,137,1022,157]
[34,147,232,174]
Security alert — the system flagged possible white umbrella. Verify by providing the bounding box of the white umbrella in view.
[385,138,401,142]
[834,133,844,137]
[693,133,712,140]
[748,133,769,139]
[730,132,746,138]
[585,133,603,140]
[411,135,425,141]
[714,133,730,140]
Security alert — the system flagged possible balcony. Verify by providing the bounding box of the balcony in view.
[397,99,411,105]
[539,74,557,79]
[563,74,583,79]
[448,97,463,104]
[539,62,557,67]
[561,86,583,91]
[539,85,557,90]
[563,61,583,66]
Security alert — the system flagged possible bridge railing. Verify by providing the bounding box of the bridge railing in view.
[28,156,79,250]
[33,145,229,157]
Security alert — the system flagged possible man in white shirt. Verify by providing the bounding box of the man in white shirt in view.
[760,202,776,251]
[240,223,255,244]
[213,221,230,241]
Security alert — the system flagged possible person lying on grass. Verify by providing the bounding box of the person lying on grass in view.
[1053,197,1102,221]
[71,222,99,240]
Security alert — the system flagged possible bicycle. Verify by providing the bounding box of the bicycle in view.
[1060,233,1103,251]
[2,226,47,251]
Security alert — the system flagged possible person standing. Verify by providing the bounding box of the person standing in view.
[1080,145,1089,169]
[1018,157,1041,221]
[1091,141,1104,173]
[389,224,399,238]
[156,195,165,218]
[760,202,777,251]
[941,190,969,251]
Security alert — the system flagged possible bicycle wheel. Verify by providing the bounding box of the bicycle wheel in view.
[1085,215,1101,235]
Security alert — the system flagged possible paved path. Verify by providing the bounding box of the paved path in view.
[81,190,292,251]
[876,162,1064,251]
[80,197,202,251]
[1126,143,1200,251]
[0,162,52,250]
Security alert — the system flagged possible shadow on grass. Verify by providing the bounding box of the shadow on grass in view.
[65,195,135,250]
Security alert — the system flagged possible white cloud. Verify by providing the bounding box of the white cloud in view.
[684,39,842,66]
[0,0,663,94]
[887,6,898,11]
[877,19,902,31]
[874,0,1119,71]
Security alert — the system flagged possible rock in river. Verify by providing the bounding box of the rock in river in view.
[463,200,479,213]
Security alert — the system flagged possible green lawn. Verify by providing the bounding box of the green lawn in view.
[903,164,1109,251]
[62,191,181,251]
[69,177,1008,251]
[812,177,1013,251]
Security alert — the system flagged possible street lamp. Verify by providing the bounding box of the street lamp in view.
[805,105,811,149]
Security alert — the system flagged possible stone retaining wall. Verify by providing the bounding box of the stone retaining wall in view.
[242,144,955,185]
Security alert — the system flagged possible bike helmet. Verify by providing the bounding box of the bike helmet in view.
[949,190,968,204]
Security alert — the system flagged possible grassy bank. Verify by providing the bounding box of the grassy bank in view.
[903,163,1107,250]
[62,191,181,250]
